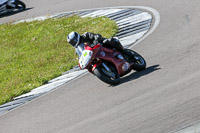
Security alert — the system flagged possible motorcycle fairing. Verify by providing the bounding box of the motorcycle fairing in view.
[79,50,93,69]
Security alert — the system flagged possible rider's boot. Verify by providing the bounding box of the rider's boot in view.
[103,37,134,59]
[112,37,133,57]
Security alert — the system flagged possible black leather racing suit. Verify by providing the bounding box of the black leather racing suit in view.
[79,32,124,52]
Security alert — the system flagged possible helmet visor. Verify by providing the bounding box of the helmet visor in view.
[69,37,78,46]
[67,32,80,47]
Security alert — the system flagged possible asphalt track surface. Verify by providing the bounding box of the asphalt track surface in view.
[1,0,200,133]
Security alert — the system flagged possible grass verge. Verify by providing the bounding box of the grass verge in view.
[0,16,118,105]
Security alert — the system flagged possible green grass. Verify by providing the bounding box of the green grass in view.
[0,16,118,105]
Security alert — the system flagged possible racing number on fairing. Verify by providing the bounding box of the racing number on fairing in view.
[79,50,93,69]
[83,52,87,57]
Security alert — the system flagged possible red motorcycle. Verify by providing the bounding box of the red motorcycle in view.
[77,42,146,85]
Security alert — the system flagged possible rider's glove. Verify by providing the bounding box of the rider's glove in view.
[90,40,99,47]
[94,34,103,42]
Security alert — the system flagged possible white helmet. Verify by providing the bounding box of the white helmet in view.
[67,31,80,48]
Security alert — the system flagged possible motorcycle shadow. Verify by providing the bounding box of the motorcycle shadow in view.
[0,7,33,18]
[118,65,161,85]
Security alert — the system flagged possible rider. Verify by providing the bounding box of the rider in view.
[67,31,130,56]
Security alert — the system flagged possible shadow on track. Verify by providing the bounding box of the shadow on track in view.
[119,65,161,85]
[0,7,33,19]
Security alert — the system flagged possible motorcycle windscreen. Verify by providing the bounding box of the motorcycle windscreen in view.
[76,43,85,58]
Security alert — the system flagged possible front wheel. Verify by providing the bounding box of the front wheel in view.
[124,49,146,71]
[93,65,120,85]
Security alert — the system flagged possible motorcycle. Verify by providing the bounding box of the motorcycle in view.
[77,42,146,85]
[0,0,26,15]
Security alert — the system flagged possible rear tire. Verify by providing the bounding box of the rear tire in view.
[124,49,146,71]
[93,65,120,85]
[16,1,26,11]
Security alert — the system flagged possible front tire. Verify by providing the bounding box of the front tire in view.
[93,65,120,85]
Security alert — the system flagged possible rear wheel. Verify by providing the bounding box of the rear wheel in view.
[93,64,120,85]
[124,49,146,71]
[16,1,26,11]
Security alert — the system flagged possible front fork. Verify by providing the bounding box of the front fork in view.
[102,63,111,72]
[92,61,116,78]
[92,60,111,72]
